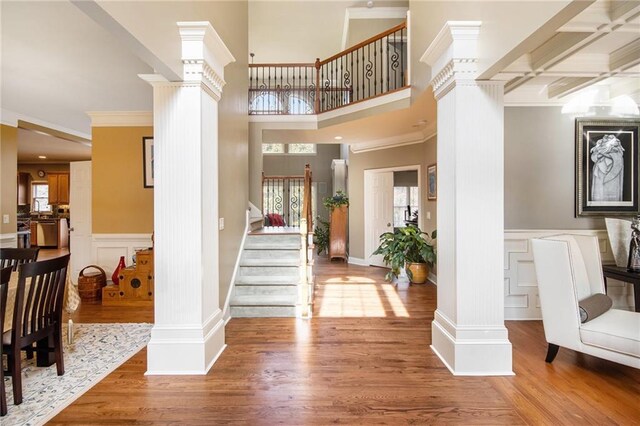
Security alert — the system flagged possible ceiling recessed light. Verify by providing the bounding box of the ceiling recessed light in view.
[334,136,343,140]
[38,155,47,159]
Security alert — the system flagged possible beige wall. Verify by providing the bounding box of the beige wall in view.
[216,0,249,310]
[0,125,18,235]
[347,18,405,48]
[18,163,70,183]
[263,144,340,221]
[505,106,605,230]
[348,137,436,259]
[92,126,154,234]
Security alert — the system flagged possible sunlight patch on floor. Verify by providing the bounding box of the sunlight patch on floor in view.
[317,283,410,318]
[323,276,377,284]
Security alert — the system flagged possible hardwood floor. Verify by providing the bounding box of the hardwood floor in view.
[49,256,639,424]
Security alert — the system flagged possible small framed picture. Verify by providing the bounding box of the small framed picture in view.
[143,136,154,188]
[575,118,639,217]
[427,163,437,201]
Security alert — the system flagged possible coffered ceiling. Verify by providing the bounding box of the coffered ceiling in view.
[496,0,640,105]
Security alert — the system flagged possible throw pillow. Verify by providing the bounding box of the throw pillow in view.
[578,293,613,323]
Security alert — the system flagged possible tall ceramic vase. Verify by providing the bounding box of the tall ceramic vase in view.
[112,256,126,285]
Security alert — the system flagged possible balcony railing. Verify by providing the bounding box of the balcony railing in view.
[249,22,407,115]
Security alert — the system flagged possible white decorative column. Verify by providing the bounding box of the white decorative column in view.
[143,22,235,375]
[332,159,347,194]
[421,22,513,375]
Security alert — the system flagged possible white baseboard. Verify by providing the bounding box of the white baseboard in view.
[428,272,437,285]
[0,233,17,248]
[146,310,226,375]
[91,233,153,281]
[431,310,514,376]
[222,209,251,323]
[348,256,369,266]
[504,229,633,320]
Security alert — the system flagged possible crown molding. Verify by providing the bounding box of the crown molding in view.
[1,109,92,140]
[87,111,153,127]
[178,21,235,99]
[350,130,426,154]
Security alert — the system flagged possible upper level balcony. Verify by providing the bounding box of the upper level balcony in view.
[248,22,408,116]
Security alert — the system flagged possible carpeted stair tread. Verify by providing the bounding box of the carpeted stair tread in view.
[235,276,299,285]
[231,294,297,306]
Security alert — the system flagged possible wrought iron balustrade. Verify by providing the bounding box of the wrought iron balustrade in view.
[248,22,407,115]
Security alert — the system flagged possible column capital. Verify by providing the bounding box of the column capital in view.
[178,21,236,99]
[420,21,482,100]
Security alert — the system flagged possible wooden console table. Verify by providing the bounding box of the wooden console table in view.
[602,265,640,313]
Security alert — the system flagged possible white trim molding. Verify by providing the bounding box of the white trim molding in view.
[504,229,634,319]
[87,111,153,128]
[91,233,153,281]
[0,233,18,248]
[1,109,92,140]
[347,257,369,266]
[222,209,252,324]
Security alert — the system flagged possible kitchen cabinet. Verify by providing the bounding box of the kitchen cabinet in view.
[47,173,70,205]
[17,172,32,205]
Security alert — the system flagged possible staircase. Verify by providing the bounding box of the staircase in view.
[230,232,302,317]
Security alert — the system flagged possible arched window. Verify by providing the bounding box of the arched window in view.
[250,93,282,114]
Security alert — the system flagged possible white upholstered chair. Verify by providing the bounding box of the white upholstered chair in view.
[531,234,639,369]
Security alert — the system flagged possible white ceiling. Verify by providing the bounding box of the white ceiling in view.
[498,0,640,105]
[17,128,91,163]
[0,0,153,140]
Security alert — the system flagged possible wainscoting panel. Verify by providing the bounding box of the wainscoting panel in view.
[0,233,17,248]
[504,230,633,320]
[92,234,153,281]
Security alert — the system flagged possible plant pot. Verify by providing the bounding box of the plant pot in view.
[406,262,428,284]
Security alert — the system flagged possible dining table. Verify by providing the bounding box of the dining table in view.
[3,270,80,365]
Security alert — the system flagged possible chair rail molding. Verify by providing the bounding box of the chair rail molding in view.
[91,233,153,280]
[87,111,153,128]
[504,229,634,319]
[0,233,18,249]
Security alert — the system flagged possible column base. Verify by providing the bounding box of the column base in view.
[146,310,226,375]
[431,310,514,376]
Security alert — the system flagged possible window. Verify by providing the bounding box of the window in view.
[32,183,52,212]
[393,186,418,228]
[262,143,316,154]
[262,143,285,154]
[288,144,316,154]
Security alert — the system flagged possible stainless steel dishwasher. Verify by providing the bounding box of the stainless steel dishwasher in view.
[37,221,58,247]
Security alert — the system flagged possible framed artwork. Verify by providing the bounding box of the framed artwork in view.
[143,136,154,188]
[575,118,639,217]
[427,163,437,201]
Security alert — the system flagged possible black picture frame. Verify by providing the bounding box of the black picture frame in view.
[575,118,639,217]
[143,136,154,188]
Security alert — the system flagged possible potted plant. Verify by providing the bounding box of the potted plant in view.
[373,225,436,284]
[323,190,349,210]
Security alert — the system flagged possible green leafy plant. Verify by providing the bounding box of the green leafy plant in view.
[314,216,330,255]
[372,225,437,281]
[323,190,349,210]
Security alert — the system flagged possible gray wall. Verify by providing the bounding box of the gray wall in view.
[263,143,340,221]
[504,106,604,230]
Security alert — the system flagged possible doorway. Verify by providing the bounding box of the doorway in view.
[364,165,422,267]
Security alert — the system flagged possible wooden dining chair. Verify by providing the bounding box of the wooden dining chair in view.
[0,248,40,271]
[2,255,70,406]
[0,266,11,416]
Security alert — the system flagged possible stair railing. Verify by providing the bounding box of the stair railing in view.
[262,172,305,227]
[248,22,407,115]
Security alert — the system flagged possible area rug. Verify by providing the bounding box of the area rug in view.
[2,323,152,426]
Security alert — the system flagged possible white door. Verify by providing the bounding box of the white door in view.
[365,171,394,267]
[69,161,92,284]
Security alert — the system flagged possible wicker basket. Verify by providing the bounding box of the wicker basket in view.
[78,265,107,302]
